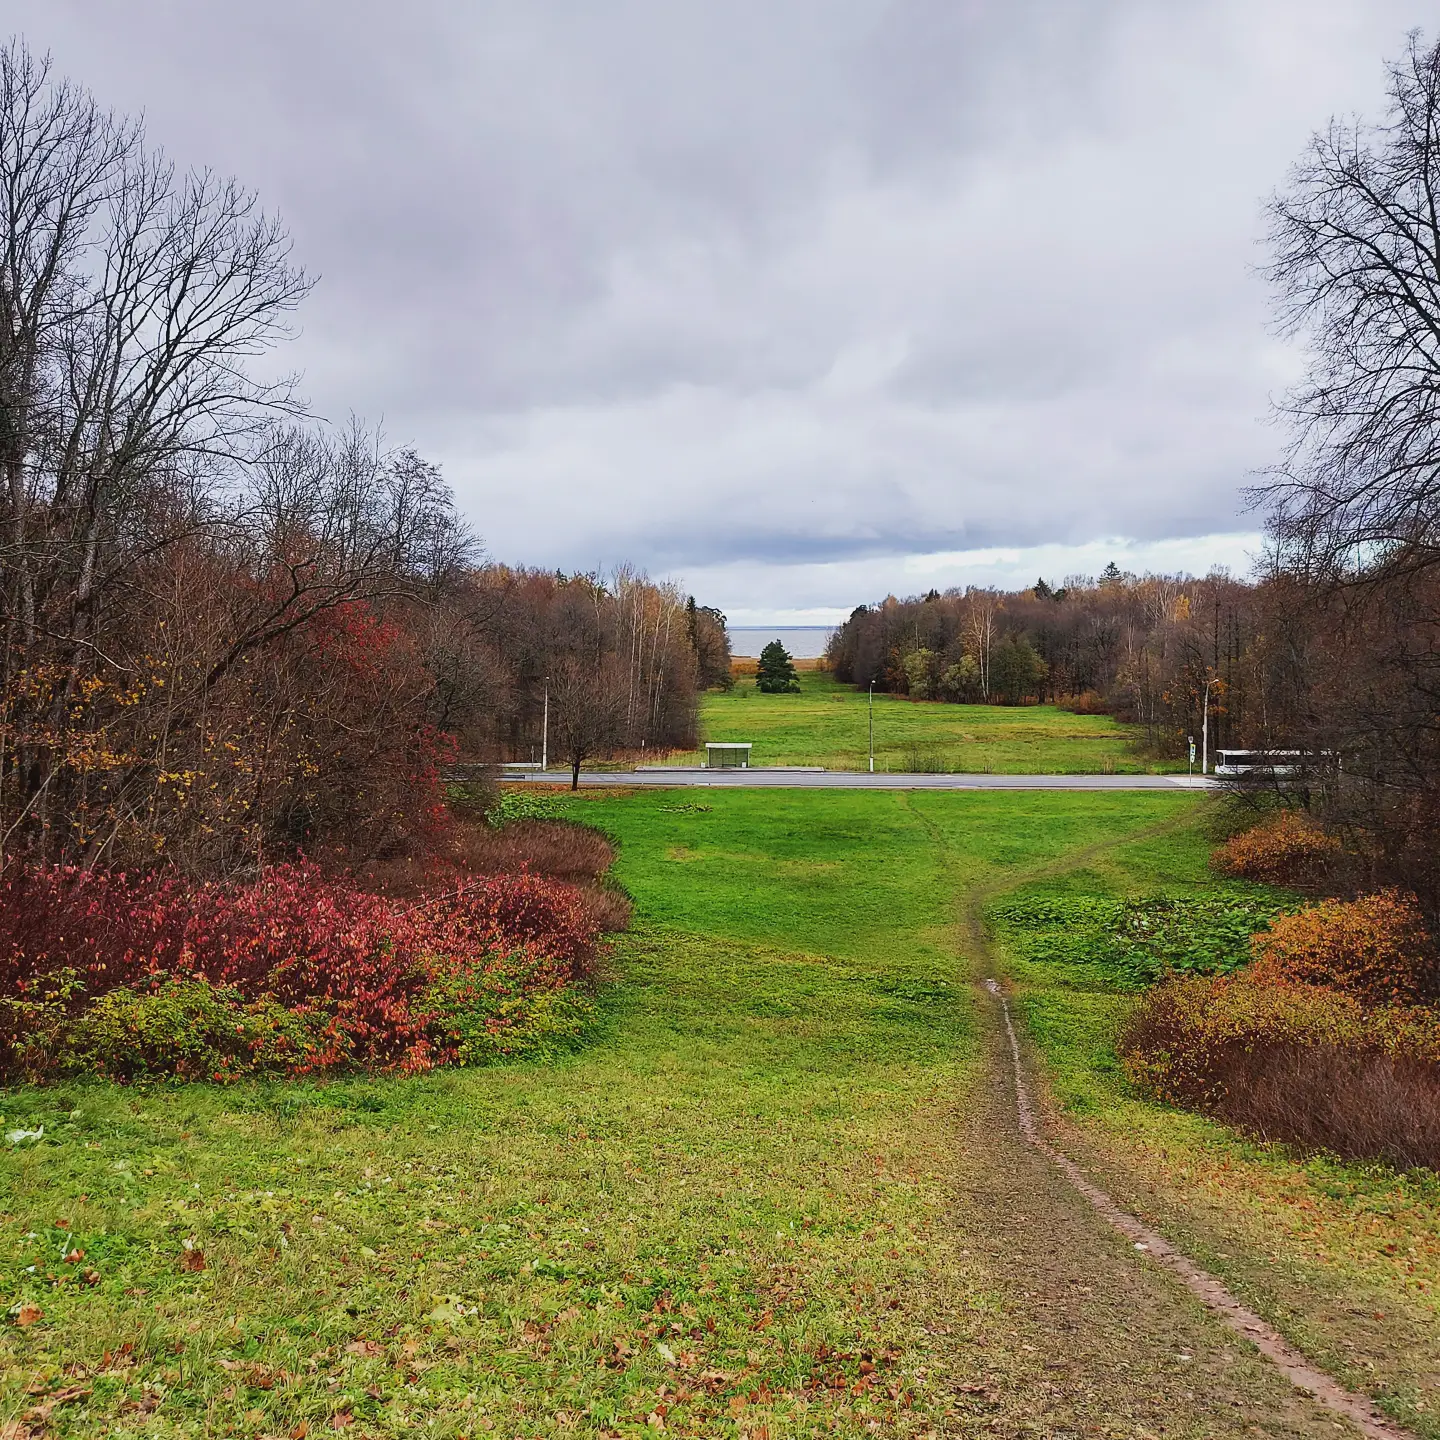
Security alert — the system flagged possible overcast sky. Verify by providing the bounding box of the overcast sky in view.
[3,1,1424,620]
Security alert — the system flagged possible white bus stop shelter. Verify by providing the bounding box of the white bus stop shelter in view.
[704,742,752,769]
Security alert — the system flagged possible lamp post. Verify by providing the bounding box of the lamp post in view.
[541,676,549,773]
[1201,676,1218,776]
[868,680,875,773]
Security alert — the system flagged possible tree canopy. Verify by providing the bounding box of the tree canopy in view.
[755,640,800,694]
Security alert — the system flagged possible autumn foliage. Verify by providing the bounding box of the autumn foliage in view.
[1120,974,1440,1169]
[1118,863,1440,1164]
[0,861,608,1082]
[1248,890,1437,1006]
[1210,810,1342,890]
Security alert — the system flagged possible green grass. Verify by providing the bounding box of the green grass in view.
[665,670,1177,773]
[9,786,1435,1435]
[0,789,1192,1438]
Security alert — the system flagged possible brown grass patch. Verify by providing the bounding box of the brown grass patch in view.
[1203,1042,1440,1171]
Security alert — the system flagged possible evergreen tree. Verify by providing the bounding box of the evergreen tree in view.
[755,639,801,694]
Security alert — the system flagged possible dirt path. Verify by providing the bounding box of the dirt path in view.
[906,796,1415,1438]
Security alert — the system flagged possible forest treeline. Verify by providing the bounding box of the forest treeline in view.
[0,41,728,876]
[837,34,1440,936]
[829,561,1440,925]
[826,566,1260,756]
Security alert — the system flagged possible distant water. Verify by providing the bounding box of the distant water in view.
[728,625,836,660]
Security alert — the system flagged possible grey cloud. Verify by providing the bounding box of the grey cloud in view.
[3,0,1424,609]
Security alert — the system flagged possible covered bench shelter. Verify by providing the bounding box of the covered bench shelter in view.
[704,742,753,769]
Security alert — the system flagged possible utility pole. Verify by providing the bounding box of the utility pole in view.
[542,676,550,772]
[868,680,875,773]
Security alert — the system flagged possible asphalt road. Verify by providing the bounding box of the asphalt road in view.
[510,769,1214,791]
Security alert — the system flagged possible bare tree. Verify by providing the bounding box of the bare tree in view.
[0,41,474,867]
[548,655,626,790]
[1262,31,1440,580]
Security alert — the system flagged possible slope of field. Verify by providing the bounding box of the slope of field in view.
[0,789,1426,1437]
[669,670,1177,773]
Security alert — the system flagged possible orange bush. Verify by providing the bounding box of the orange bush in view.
[1210,810,1341,889]
[1119,974,1440,1167]
[1249,889,1435,1006]
[1056,690,1109,715]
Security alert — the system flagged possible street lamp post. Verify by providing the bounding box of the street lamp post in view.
[1201,676,1218,776]
[542,676,549,772]
[868,680,875,773]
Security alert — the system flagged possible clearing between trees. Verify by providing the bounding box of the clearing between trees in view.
[666,671,1176,775]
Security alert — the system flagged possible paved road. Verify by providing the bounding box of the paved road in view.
[509,768,1214,791]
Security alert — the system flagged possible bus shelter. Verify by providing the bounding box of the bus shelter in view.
[704,742,753,769]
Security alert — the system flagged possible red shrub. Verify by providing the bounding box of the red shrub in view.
[1248,889,1435,1006]
[1211,810,1342,890]
[0,859,611,1077]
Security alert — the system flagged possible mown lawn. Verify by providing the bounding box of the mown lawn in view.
[0,788,1189,1439]
[988,812,1440,1436]
[664,670,1176,774]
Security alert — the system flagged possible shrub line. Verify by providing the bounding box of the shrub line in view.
[984,977,1415,1440]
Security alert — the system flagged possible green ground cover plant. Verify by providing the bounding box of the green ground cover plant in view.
[667,670,1177,773]
[990,893,1289,989]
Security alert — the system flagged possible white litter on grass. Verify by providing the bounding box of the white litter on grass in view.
[6,1127,42,1145]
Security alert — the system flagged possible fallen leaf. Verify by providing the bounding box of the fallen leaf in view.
[345,1340,384,1359]
[15,1303,42,1327]
[179,1247,206,1273]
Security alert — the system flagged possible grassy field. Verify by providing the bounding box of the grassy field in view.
[664,670,1176,773]
[2,787,1434,1435]
[0,788,1200,1439]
